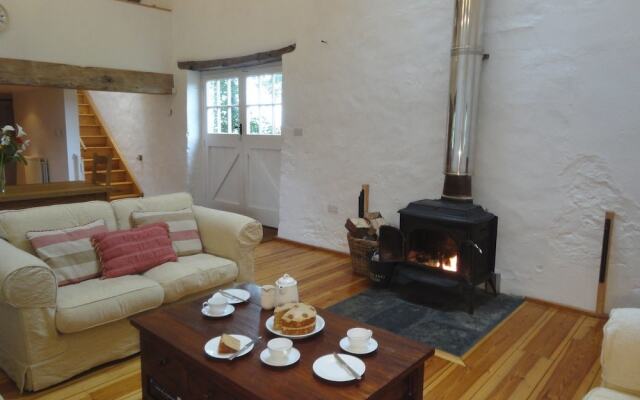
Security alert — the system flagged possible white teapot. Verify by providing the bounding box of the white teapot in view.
[275,274,299,306]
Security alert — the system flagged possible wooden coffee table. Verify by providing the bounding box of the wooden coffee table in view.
[131,284,434,400]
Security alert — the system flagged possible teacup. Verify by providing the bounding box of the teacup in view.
[267,338,293,361]
[203,295,227,315]
[347,327,373,350]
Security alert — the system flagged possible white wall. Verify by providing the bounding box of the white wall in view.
[172,0,640,312]
[88,91,185,196]
[0,0,172,73]
[13,88,71,182]
[63,90,82,181]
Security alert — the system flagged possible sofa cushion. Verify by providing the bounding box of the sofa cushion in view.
[0,201,117,254]
[132,208,203,256]
[143,253,238,304]
[583,388,640,400]
[27,220,108,287]
[92,223,177,278]
[111,192,194,230]
[56,275,164,334]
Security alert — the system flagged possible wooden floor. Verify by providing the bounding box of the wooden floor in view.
[0,240,606,399]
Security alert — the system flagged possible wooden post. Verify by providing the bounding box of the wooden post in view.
[362,184,370,215]
[596,211,615,314]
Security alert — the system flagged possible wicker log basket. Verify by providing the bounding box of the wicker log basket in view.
[347,233,378,276]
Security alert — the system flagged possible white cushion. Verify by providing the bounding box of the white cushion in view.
[143,253,238,303]
[584,388,640,400]
[110,192,194,230]
[0,201,117,254]
[601,308,640,396]
[56,275,164,334]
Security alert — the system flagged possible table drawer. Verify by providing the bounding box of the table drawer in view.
[141,336,188,399]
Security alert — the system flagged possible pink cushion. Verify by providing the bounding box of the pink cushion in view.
[92,223,177,279]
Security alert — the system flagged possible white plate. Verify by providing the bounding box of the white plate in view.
[259,347,301,367]
[204,334,254,359]
[313,354,366,382]
[201,304,235,318]
[339,337,378,355]
[213,288,251,304]
[265,315,325,339]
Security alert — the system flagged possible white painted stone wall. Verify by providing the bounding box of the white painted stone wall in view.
[172,0,640,312]
[0,0,172,73]
[89,91,186,196]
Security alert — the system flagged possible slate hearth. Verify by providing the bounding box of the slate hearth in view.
[329,281,523,356]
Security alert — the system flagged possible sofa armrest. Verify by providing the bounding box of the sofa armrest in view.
[601,308,640,397]
[192,205,263,283]
[0,239,57,308]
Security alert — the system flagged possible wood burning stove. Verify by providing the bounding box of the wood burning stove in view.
[397,199,498,313]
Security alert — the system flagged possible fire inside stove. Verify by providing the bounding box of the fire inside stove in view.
[407,231,460,273]
[407,251,459,272]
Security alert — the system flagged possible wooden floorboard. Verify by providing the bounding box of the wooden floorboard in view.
[0,239,606,399]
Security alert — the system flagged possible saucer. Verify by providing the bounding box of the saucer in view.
[339,337,378,355]
[201,304,235,318]
[213,288,251,304]
[259,348,301,367]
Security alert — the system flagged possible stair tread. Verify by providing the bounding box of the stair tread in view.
[80,124,100,127]
[84,146,112,149]
[83,157,120,162]
[79,113,95,116]
[111,181,134,186]
[85,169,126,174]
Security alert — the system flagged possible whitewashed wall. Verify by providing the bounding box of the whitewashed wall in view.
[172,0,640,312]
[89,91,186,196]
[0,0,172,73]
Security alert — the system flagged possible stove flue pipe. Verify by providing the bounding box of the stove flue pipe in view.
[442,0,486,201]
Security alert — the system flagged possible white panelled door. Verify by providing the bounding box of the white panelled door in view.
[203,66,282,227]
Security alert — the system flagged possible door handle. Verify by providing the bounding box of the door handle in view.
[239,123,243,136]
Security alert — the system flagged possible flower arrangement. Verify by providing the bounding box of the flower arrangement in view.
[0,124,30,193]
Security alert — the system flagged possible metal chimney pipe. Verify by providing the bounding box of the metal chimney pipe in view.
[442,0,486,201]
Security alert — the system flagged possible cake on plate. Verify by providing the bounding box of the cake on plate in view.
[218,333,241,354]
[274,302,317,335]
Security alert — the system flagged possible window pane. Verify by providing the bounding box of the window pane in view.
[231,106,240,133]
[274,104,282,134]
[247,76,260,105]
[220,107,229,133]
[206,81,217,107]
[274,74,282,104]
[259,75,273,104]
[248,106,260,134]
[231,78,239,106]
[260,105,274,134]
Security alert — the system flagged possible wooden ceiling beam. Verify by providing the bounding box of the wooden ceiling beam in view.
[177,44,296,72]
[0,58,174,95]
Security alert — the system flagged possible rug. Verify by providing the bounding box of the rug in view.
[328,281,524,357]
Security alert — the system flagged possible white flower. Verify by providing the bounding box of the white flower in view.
[1,135,10,146]
[16,124,27,138]
[2,125,14,133]
[21,139,31,150]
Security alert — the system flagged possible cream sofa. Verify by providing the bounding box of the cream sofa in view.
[0,192,262,392]
[584,308,640,400]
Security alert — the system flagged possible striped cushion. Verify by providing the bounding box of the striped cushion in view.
[131,208,203,256]
[26,220,108,287]
[92,222,178,279]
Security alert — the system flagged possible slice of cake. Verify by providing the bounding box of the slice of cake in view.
[218,334,241,354]
[280,303,317,335]
[274,302,297,330]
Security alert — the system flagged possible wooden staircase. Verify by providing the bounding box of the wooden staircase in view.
[77,91,143,201]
